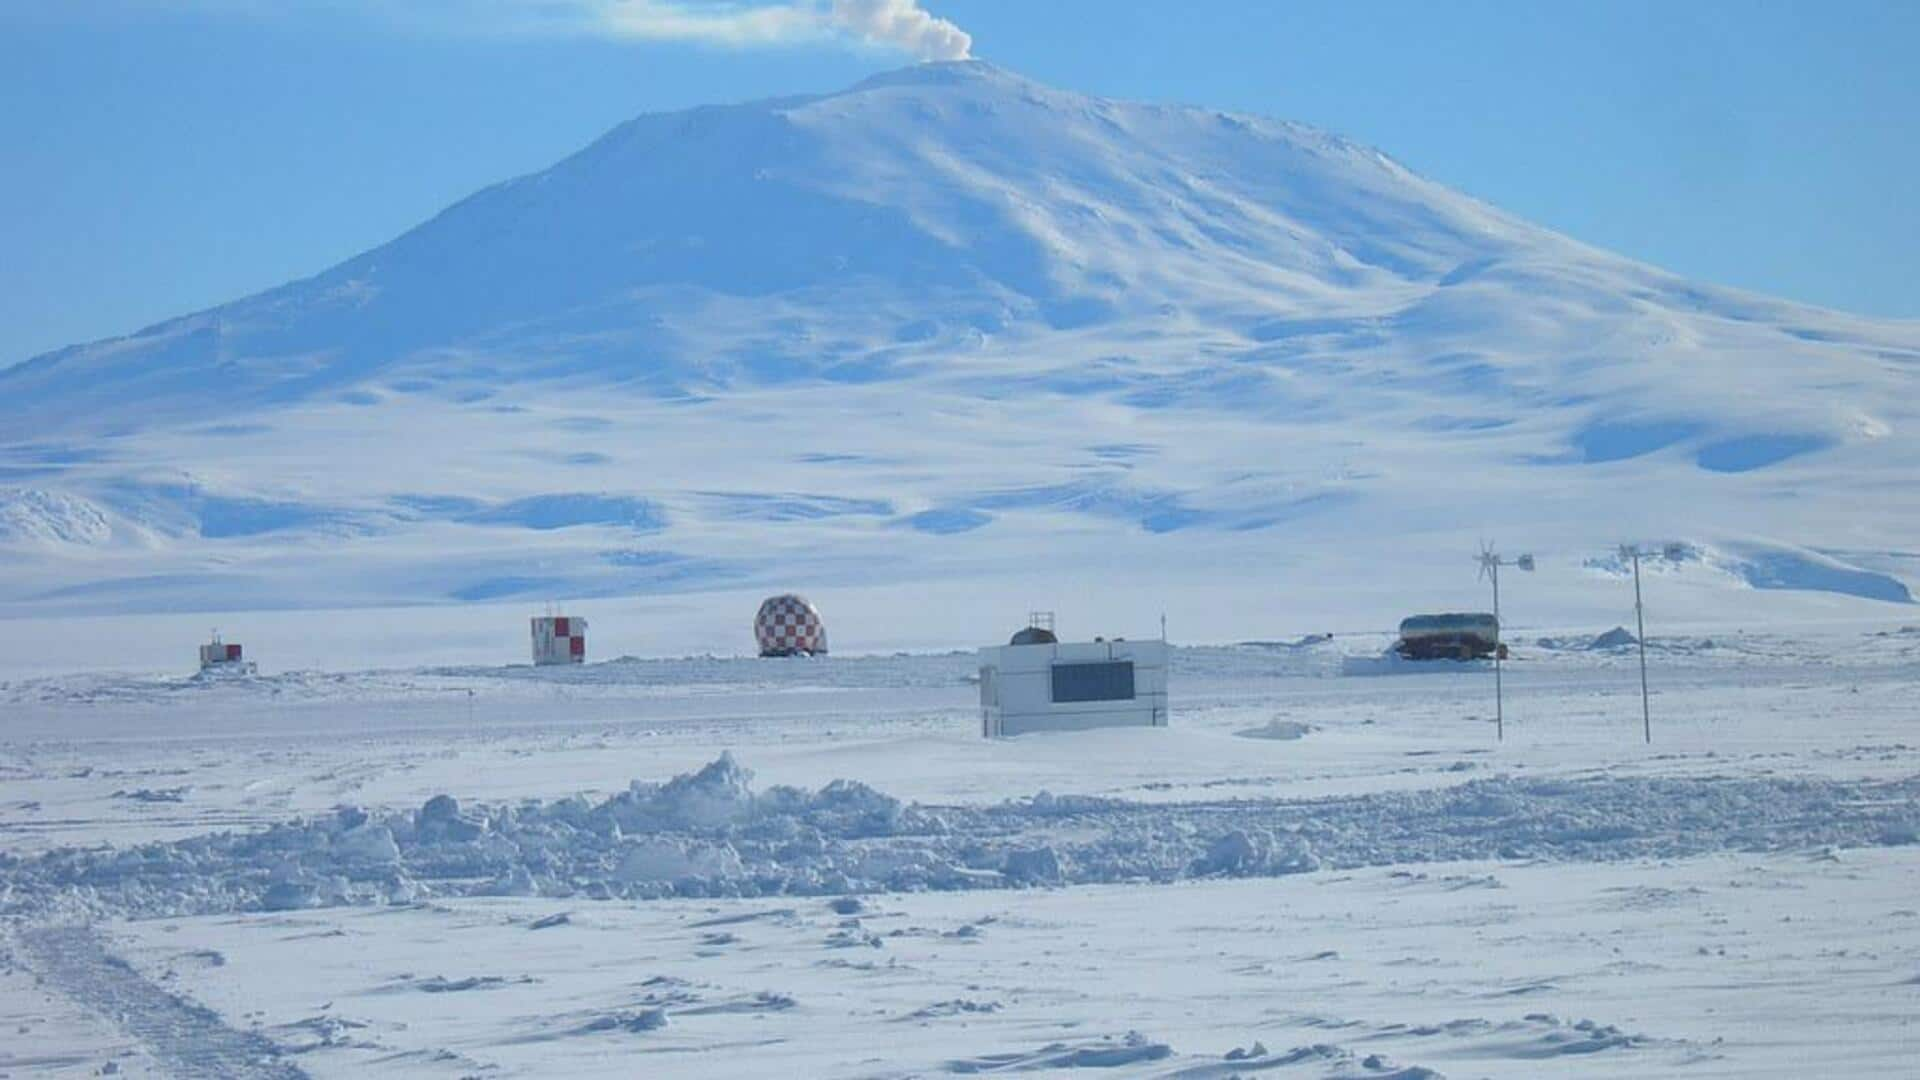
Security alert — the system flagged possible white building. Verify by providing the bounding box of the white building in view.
[978,635,1169,737]
[531,615,586,666]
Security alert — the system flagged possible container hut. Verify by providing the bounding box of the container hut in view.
[978,616,1168,737]
[531,615,587,666]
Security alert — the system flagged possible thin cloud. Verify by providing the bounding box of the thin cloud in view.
[556,0,973,60]
[83,1,973,60]
[583,1,827,47]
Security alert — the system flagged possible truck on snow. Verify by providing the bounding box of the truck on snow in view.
[1394,612,1504,661]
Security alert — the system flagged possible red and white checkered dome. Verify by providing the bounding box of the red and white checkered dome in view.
[755,593,828,657]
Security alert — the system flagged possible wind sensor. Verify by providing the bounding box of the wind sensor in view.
[1476,542,1534,741]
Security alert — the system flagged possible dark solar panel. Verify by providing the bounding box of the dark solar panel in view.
[1051,661,1136,703]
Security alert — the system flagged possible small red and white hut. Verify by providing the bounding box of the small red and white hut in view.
[531,614,587,666]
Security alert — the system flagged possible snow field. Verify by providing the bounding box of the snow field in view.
[85,846,1920,1078]
[6,630,1920,857]
[4,622,1920,1076]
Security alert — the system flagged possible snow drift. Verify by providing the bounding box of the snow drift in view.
[5,753,1917,921]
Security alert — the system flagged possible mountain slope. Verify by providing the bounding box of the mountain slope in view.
[0,63,1733,421]
[2,61,1917,637]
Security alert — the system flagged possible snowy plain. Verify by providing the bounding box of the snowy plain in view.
[5,622,1920,1077]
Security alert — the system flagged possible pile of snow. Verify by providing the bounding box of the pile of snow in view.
[1235,718,1317,740]
[1340,649,1489,677]
[1590,626,1639,650]
[4,755,1917,921]
[1536,627,1638,651]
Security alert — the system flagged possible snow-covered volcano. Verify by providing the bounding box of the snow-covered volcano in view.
[3,61,1917,648]
[1,61,1573,422]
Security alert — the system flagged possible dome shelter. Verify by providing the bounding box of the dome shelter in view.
[755,594,828,657]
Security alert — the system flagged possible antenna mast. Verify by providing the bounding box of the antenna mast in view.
[1618,544,1658,743]
[1476,543,1534,742]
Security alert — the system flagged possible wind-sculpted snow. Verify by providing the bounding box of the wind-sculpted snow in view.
[1583,540,1914,605]
[5,754,1918,922]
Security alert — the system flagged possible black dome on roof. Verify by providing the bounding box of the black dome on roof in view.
[1010,626,1058,645]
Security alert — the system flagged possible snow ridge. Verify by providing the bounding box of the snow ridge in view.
[6,756,1917,921]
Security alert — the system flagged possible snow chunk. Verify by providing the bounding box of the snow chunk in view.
[1002,846,1064,885]
[1590,626,1638,650]
[1236,719,1316,740]
[1191,829,1318,877]
[608,752,756,832]
[332,824,400,865]
[616,838,745,883]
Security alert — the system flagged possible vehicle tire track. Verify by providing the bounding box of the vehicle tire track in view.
[13,923,308,1079]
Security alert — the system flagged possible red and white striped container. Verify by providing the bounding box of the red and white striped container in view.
[531,615,587,666]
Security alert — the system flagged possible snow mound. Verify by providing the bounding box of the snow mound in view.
[1341,649,1489,677]
[1722,543,1913,604]
[1534,628,1639,651]
[1590,626,1638,650]
[946,1031,1172,1072]
[612,751,759,831]
[1236,718,1317,740]
[7,756,1920,921]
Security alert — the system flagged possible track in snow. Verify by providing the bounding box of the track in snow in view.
[12,925,307,1079]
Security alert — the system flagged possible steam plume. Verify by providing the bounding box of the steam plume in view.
[595,1,971,59]
[828,0,971,60]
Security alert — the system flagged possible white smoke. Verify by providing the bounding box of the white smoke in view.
[591,1,971,59]
[828,0,971,60]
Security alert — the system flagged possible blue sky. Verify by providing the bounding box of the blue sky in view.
[2,1,1916,365]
